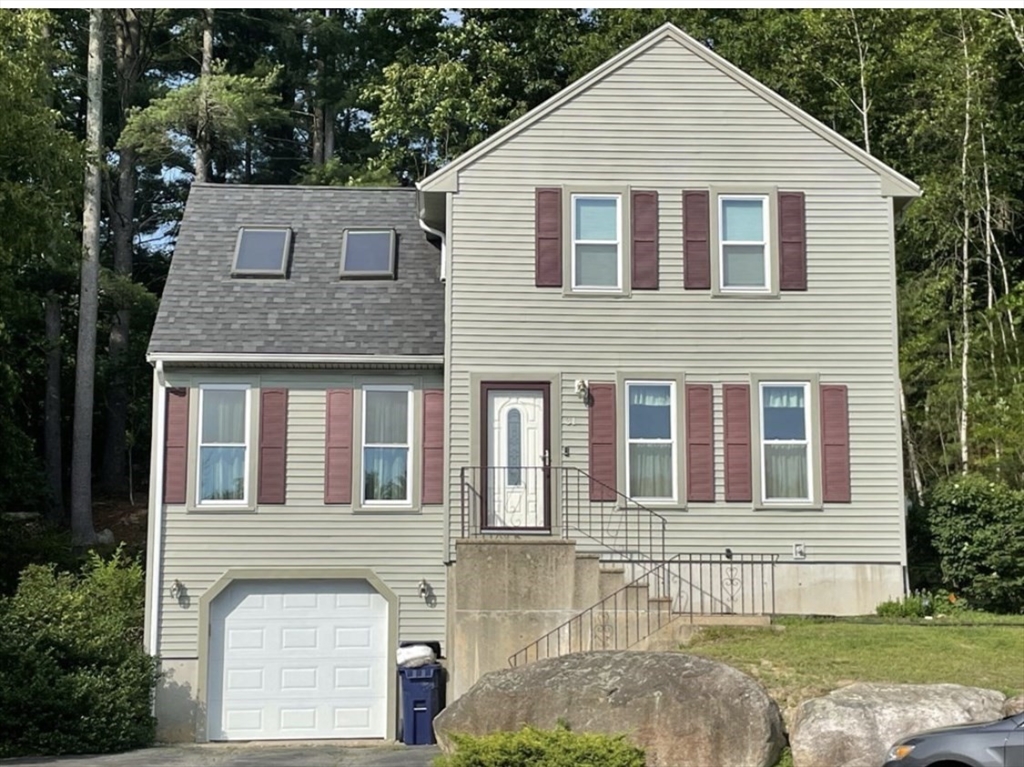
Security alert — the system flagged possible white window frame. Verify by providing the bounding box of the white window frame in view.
[624,380,677,504]
[759,381,813,504]
[361,384,413,507]
[719,194,770,293]
[571,193,622,292]
[196,383,251,507]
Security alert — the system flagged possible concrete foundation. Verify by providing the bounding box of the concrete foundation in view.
[155,658,200,743]
[774,562,904,615]
[448,538,603,698]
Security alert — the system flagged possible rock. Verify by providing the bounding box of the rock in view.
[96,528,116,545]
[789,683,1006,767]
[434,651,784,767]
[1005,694,1024,717]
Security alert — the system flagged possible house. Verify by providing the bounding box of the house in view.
[144,24,920,744]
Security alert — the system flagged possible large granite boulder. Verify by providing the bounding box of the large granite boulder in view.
[434,651,784,767]
[1005,694,1024,717]
[789,683,1006,767]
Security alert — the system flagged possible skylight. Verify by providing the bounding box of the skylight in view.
[232,228,292,277]
[341,229,396,279]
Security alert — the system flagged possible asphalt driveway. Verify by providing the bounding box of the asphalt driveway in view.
[1,744,441,767]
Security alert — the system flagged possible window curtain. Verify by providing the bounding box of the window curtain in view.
[364,391,408,501]
[629,444,672,498]
[764,444,808,499]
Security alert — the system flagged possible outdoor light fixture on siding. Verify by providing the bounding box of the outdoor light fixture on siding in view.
[575,379,590,401]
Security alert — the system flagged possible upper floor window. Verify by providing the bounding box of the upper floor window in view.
[572,194,621,291]
[719,195,769,292]
[342,229,396,279]
[760,382,811,502]
[362,386,412,504]
[198,385,250,505]
[232,228,291,277]
[625,381,676,501]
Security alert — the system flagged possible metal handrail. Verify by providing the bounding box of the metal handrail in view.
[508,552,779,667]
[457,465,668,566]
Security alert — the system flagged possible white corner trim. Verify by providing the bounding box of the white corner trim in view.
[147,371,167,656]
[147,352,444,366]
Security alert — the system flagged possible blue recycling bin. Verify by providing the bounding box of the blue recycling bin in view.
[399,663,442,745]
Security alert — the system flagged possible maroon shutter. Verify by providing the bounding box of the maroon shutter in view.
[631,190,659,290]
[588,383,616,501]
[535,187,562,287]
[163,388,189,504]
[324,389,353,504]
[257,388,287,504]
[422,389,444,505]
[685,384,715,502]
[821,384,851,503]
[723,384,752,502]
[683,190,711,290]
[779,191,807,291]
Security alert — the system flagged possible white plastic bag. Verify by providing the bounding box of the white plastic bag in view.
[396,644,436,668]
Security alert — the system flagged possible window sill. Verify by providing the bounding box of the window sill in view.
[753,501,823,512]
[352,503,422,514]
[187,504,257,514]
[562,288,632,299]
[710,291,780,300]
[617,502,688,512]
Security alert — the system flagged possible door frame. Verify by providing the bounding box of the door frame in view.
[479,381,552,532]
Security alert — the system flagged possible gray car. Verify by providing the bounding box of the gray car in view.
[882,712,1024,767]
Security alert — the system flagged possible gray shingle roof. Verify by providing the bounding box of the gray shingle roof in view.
[148,184,444,357]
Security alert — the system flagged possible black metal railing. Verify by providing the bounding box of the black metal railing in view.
[458,465,667,564]
[508,551,779,667]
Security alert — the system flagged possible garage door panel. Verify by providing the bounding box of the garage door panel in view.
[208,578,389,741]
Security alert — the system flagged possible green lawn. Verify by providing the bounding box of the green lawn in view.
[684,616,1024,711]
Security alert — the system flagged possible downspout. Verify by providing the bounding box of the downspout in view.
[148,360,167,657]
[418,218,447,281]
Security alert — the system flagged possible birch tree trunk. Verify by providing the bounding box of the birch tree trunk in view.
[194,9,213,183]
[958,14,972,474]
[70,9,103,545]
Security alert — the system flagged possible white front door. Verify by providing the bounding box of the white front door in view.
[207,579,389,741]
[487,389,546,529]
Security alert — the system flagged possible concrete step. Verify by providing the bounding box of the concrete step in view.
[573,554,601,610]
[598,567,625,599]
[678,614,772,627]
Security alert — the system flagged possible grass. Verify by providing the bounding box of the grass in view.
[684,616,1024,712]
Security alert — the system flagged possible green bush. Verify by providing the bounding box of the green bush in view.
[0,547,160,757]
[926,474,1024,614]
[434,724,646,767]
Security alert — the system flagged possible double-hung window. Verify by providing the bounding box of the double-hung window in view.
[760,383,811,502]
[625,381,676,501]
[572,194,621,291]
[720,195,769,291]
[197,385,250,505]
[362,386,412,505]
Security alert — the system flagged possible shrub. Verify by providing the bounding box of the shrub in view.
[0,547,160,757]
[926,474,1024,614]
[434,724,646,767]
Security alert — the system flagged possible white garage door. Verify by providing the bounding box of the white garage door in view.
[207,579,389,741]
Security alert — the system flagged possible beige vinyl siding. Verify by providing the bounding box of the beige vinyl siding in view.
[158,370,446,659]
[445,38,904,564]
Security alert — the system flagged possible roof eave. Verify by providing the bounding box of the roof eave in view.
[147,352,444,370]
